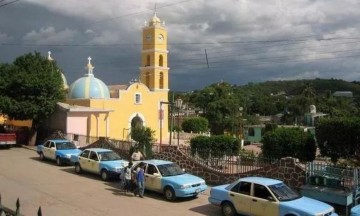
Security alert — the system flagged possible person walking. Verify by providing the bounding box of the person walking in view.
[136,163,145,198]
[124,162,132,192]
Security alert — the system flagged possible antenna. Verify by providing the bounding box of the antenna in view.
[205,49,209,68]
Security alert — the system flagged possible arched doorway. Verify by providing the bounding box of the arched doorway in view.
[131,115,143,129]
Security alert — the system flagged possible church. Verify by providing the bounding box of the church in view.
[47,13,171,146]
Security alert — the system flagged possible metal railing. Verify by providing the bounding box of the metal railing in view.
[180,148,278,174]
[305,162,359,190]
[0,193,42,216]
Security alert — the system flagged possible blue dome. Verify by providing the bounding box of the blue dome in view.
[69,74,110,99]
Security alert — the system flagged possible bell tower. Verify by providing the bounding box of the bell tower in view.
[140,12,169,91]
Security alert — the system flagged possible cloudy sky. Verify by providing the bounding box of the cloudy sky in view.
[1,0,360,91]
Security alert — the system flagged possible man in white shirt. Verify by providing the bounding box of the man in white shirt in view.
[131,149,143,161]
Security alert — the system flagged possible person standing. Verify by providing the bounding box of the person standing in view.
[131,149,144,161]
[124,162,133,192]
[136,163,145,198]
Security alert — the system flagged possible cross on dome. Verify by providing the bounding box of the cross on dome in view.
[47,51,53,61]
[86,56,94,76]
[148,3,161,26]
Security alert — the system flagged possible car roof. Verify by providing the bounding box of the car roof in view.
[240,177,283,186]
[48,139,71,143]
[83,148,113,153]
[140,159,173,166]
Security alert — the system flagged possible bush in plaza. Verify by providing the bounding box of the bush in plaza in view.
[182,117,209,133]
[190,135,240,158]
[261,127,316,162]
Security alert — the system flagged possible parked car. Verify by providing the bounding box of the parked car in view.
[36,139,81,166]
[209,176,338,216]
[132,160,207,201]
[70,148,128,181]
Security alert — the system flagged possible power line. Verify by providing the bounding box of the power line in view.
[3,35,360,47]
[91,0,198,24]
[0,0,19,8]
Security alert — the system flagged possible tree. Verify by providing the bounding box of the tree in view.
[316,117,360,164]
[261,127,316,161]
[182,117,209,133]
[130,126,155,159]
[0,52,65,128]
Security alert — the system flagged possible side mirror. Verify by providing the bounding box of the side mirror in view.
[51,147,55,150]
[153,173,161,177]
[267,196,276,202]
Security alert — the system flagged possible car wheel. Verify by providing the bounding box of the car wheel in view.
[39,152,45,161]
[164,186,176,201]
[101,169,109,181]
[56,157,62,166]
[221,202,236,216]
[75,163,82,174]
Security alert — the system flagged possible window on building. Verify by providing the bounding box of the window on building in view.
[159,55,163,66]
[261,128,265,136]
[73,134,79,141]
[248,128,255,136]
[159,72,164,89]
[146,55,150,66]
[135,93,141,104]
[145,72,151,87]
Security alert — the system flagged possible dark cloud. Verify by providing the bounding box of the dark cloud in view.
[0,0,359,92]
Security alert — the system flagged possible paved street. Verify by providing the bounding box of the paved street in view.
[0,147,220,216]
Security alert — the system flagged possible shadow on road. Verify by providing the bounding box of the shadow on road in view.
[59,167,118,182]
[28,156,63,167]
[188,204,221,216]
[103,181,201,203]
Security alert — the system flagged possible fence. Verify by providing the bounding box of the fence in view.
[305,162,360,191]
[180,147,278,174]
[0,193,42,216]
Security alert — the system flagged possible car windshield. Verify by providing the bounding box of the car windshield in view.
[98,151,121,161]
[268,183,301,201]
[157,163,185,177]
[56,141,77,150]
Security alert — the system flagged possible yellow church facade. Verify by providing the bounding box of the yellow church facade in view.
[62,13,170,144]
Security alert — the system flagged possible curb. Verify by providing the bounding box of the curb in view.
[21,145,37,151]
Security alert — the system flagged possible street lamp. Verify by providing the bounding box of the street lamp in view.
[175,98,183,147]
[159,101,174,151]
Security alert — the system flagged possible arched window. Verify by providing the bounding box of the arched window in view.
[159,55,163,66]
[146,72,150,87]
[248,128,255,136]
[159,72,164,89]
[146,55,150,66]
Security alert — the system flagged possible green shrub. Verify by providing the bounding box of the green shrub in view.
[316,117,360,164]
[261,127,316,161]
[182,117,209,133]
[190,135,240,158]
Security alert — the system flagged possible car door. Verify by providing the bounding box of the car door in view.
[229,181,252,215]
[250,183,279,216]
[145,163,162,192]
[42,141,51,159]
[47,142,56,160]
[87,151,100,174]
[78,150,91,172]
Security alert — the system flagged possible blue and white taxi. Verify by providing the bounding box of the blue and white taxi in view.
[132,160,207,201]
[36,139,81,166]
[70,148,128,181]
[209,176,338,216]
